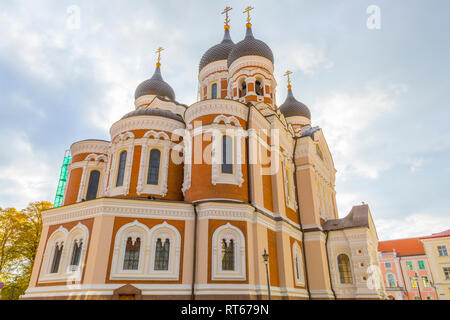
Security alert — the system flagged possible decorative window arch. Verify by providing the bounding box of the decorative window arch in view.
[86,170,101,200]
[147,149,161,185]
[211,223,246,280]
[337,253,353,284]
[148,222,182,279]
[45,228,68,275]
[63,223,89,274]
[283,156,297,211]
[116,150,127,187]
[292,242,305,286]
[255,78,264,96]
[239,78,247,98]
[111,221,149,278]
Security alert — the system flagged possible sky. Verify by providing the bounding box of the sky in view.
[0,0,449,241]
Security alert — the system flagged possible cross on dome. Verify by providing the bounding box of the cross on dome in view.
[222,6,232,29]
[284,70,293,89]
[243,6,254,26]
[156,47,164,67]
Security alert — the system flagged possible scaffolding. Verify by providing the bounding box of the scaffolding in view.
[53,150,72,208]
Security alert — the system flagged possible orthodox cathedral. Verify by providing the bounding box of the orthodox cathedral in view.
[24,7,385,300]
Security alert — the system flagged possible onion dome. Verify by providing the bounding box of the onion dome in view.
[122,107,184,123]
[199,28,235,72]
[279,88,311,119]
[227,24,274,68]
[135,65,176,101]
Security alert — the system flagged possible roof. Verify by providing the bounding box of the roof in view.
[420,229,450,240]
[135,66,176,101]
[279,88,311,119]
[378,238,425,256]
[199,29,235,72]
[299,126,321,139]
[323,204,370,231]
[227,25,274,68]
[121,107,184,122]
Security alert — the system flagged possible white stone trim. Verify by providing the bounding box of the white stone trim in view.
[292,241,305,286]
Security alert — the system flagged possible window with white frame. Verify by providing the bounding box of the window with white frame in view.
[386,273,396,288]
[292,242,305,286]
[443,267,450,280]
[337,253,353,284]
[211,223,246,280]
[116,150,127,187]
[438,245,448,257]
[149,222,181,279]
[211,83,218,99]
[86,170,101,201]
[283,157,297,211]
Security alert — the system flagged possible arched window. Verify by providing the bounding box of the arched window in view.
[222,135,233,174]
[116,151,127,187]
[337,254,353,284]
[50,242,64,274]
[154,238,170,271]
[86,170,100,200]
[211,83,218,99]
[255,80,264,96]
[387,273,396,288]
[239,81,247,98]
[222,239,235,271]
[123,237,141,270]
[69,239,83,271]
[147,149,161,185]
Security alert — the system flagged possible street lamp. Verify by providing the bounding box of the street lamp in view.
[262,249,271,300]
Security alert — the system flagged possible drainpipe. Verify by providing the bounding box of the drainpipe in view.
[398,256,409,300]
[325,230,337,299]
[293,137,311,299]
[191,203,198,300]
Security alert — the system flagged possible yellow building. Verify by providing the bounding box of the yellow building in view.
[420,230,450,300]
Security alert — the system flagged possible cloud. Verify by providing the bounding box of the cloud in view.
[376,212,450,241]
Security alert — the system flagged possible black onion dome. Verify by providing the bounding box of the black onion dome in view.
[199,29,235,72]
[227,25,274,68]
[279,89,311,119]
[135,66,176,101]
[122,107,184,123]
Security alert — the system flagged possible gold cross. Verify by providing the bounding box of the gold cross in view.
[156,47,164,66]
[243,6,254,24]
[284,70,293,88]
[222,7,232,27]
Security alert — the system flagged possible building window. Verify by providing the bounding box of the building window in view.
[406,261,413,270]
[86,170,101,200]
[222,135,233,174]
[387,273,396,288]
[154,238,170,271]
[69,239,83,271]
[255,80,263,96]
[50,242,64,274]
[221,239,235,271]
[422,276,430,287]
[147,149,161,185]
[292,242,305,285]
[443,267,450,280]
[123,237,141,270]
[337,254,353,284]
[418,260,425,270]
[239,80,247,98]
[385,262,392,268]
[410,276,418,288]
[438,245,448,257]
[116,151,127,187]
[211,83,218,99]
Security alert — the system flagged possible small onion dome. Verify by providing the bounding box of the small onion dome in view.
[135,65,176,101]
[227,24,274,68]
[279,88,311,120]
[199,28,235,72]
[122,107,184,123]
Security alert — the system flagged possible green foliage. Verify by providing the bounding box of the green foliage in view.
[0,201,52,300]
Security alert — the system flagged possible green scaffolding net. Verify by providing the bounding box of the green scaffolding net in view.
[53,150,72,208]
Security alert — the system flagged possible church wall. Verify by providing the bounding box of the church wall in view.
[28,225,49,288]
[63,168,82,206]
[267,229,280,287]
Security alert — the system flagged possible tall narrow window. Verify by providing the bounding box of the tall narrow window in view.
[222,135,233,174]
[154,238,170,271]
[337,254,352,284]
[295,256,300,280]
[123,237,141,270]
[211,83,218,99]
[387,273,396,287]
[116,151,127,187]
[69,239,83,271]
[255,80,263,96]
[239,81,247,97]
[50,242,64,274]
[86,170,100,200]
[222,239,235,271]
[147,149,161,185]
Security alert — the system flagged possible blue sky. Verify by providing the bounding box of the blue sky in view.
[0,0,449,240]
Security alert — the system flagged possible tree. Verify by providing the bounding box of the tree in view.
[0,201,52,300]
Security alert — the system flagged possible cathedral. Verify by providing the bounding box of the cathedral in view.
[24,8,385,300]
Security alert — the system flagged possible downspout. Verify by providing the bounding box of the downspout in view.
[325,230,337,299]
[398,256,409,300]
[191,203,198,300]
[293,137,311,299]
[245,103,253,203]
